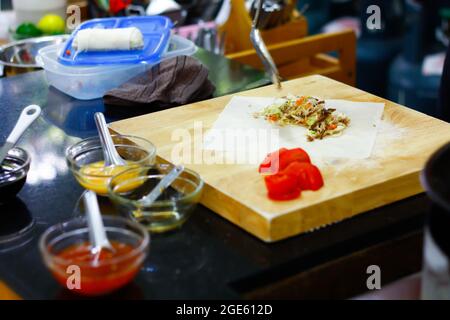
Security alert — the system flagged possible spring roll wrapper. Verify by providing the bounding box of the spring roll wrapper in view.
[203,97,386,162]
[72,27,144,51]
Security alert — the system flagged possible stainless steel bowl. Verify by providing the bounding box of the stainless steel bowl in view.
[0,35,68,77]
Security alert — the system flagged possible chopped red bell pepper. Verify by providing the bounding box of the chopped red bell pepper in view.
[279,148,311,170]
[259,148,310,174]
[264,173,301,201]
[259,148,324,201]
[284,162,324,191]
[258,148,287,174]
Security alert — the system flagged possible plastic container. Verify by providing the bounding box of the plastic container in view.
[59,16,173,66]
[12,0,67,25]
[36,35,197,100]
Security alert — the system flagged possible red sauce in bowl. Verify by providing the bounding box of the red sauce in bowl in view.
[51,240,143,296]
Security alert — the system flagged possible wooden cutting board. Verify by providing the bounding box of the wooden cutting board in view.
[110,75,450,242]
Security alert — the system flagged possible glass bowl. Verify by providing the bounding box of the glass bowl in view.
[0,147,30,202]
[66,135,156,196]
[39,215,150,296]
[108,164,204,233]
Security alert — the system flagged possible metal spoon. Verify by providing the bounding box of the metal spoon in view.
[250,0,282,89]
[203,29,212,52]
[83,190,115,260]
[218,31,226,55]
[94,112,127,166]
[140,165,185,206]
[0,105,41,165]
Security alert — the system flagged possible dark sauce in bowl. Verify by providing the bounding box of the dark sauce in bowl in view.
[0,148,30,202]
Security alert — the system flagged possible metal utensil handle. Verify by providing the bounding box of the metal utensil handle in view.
[125,4,146,16]
[83,190,111,254]
[141,165,185,206]
[6,105,41,145]
[251,0,282,89]
[253,0,263,28]
[251,30,281,87]
[94,112,125,166]
[218,31,226,55]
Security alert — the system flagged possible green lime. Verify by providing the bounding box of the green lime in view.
[37,15,66,35]
[16,23,43,37]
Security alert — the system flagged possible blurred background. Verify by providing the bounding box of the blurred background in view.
[1,0,450,119]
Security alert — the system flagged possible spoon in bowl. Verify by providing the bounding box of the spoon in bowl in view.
[83,190,115,263]
[140,165,185,206]
[94,112,127,167]
[0,105,41,165]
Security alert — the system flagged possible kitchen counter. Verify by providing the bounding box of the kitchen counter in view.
[0,49,428,299]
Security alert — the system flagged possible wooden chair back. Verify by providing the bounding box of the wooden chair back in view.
[218,0,308,54]
[227,29,357,86]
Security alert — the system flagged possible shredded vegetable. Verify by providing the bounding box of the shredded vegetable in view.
[254,95,351,141]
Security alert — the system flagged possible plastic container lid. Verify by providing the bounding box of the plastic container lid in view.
[58,16,173,66]
[38,34,197,75]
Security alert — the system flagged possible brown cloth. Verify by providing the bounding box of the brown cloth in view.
[103,55,216,108]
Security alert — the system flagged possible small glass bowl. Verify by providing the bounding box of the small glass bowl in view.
[66,135,156,196]
[0,147,30,202]
[39,215,150,296]
[108,164,204,233]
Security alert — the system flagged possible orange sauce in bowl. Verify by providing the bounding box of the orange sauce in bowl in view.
[51,241,144,296]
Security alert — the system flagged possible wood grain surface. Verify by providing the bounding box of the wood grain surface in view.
[110,75,450,242]
[0,281,21,300]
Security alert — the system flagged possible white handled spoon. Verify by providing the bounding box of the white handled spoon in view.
[83,190,115,262]
[94,112,127,166]
[0,105,41,165]
[141,165,185,206]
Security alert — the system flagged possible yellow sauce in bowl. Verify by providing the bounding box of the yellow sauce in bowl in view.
[77,161,142,195]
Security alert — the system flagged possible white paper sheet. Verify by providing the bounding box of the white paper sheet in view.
[203,96,385,163]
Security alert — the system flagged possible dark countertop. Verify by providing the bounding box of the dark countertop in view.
[0,49,428,299]
[354,273,421,300]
